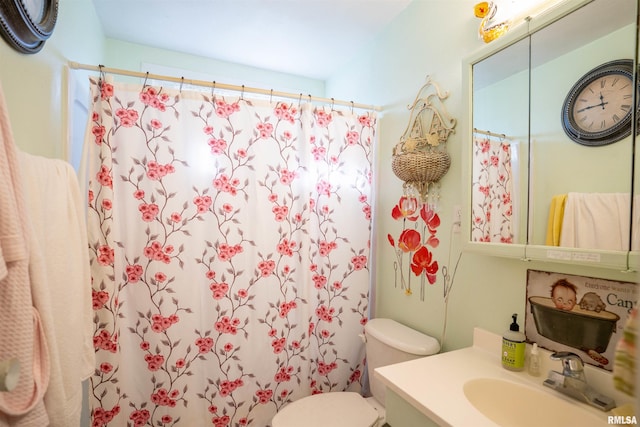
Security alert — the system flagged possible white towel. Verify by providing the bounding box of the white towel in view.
[0,84,49,427]
[18,152,94,427]
[560,192,630,251]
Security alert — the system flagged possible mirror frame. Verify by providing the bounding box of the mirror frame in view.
[461,0,636,271]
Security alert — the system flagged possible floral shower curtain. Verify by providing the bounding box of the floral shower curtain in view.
[471,134,515,243]
[85,78,376,427]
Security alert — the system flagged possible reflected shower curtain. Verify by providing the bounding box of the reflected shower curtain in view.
[471,134,514,243]
[84,79,376,426]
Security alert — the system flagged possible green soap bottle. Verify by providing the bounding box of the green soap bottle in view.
[501,313,526,371]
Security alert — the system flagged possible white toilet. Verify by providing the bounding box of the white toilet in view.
[271,318,440,427]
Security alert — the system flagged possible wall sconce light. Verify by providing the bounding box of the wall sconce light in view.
[392,76,456,208]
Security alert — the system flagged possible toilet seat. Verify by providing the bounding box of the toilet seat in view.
[271,392,380,427]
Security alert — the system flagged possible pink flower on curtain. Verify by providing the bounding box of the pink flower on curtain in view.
[346,130,359,145]
[96,165,113,188]
[214,98,240,118]
[316,180,331,196]
[351,255,367,270]
[257,121,274,138]
[193,194,212,213]
[272,205,289,221]
[208,137,227,154]
[115,108,139,127]
[92,290,109,310]
[358,114,373,127]
[274,103,298,123]
[125,264,143,282]
[314,109,332,127]
[279,168,297,184]
[209,282,229,299]
[96,245,114,266]
[258,259,276,276]
[146,161,175,180]
[212,173,240,195]
[92,124,106,145]
[277,238,297,256]
[311,145,326,160]
[100,83,114,100]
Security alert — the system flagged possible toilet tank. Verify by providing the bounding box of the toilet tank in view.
[364,318,440,405]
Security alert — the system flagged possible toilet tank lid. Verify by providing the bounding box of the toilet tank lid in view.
[365,318,440,356]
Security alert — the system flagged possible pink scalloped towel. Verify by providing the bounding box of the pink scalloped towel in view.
[613,308,637,397]
[0,83,50,426]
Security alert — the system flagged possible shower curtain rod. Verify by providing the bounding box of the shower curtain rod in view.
[473,127,508,139]
[68,61,381,112]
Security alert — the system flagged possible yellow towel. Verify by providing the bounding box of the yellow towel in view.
[613,308,637,397]
[545,194,567,246]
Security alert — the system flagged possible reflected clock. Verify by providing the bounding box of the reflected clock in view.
[561,59,636,147]
[0,0,58,53]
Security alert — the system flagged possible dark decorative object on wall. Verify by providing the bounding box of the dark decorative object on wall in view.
[0,0,58,53]
[561,59,637,146]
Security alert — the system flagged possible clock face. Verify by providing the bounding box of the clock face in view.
[561,59,637,146]
[571,74,633,134]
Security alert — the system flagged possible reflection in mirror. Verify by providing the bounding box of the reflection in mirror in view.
[634,15,640,268]
[529,0,636,252]
[471,37,529,244]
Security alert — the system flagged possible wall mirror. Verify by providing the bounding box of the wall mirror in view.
[463,0,638,270]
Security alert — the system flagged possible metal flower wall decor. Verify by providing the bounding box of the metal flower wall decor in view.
[389,76,455,299]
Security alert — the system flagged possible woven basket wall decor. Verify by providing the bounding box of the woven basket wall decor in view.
[392,77,456,202]
[392,150,451,184]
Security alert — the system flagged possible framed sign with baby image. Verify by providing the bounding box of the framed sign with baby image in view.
[525,269,636,371]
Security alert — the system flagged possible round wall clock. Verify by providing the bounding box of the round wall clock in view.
[0,0,58,54]
[561,59,636,146]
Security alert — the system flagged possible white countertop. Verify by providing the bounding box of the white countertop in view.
[375,328,635,427]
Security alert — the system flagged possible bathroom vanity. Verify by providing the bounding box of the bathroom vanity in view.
[375,328,635,426]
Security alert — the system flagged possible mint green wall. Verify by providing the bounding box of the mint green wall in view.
[0,0,104,159]
[326,0,639,351]
[102,39,325,96]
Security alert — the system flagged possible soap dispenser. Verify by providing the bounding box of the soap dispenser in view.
[528,343,541,376]
[502,313,526,371]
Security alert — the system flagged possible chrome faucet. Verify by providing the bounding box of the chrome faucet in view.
[542,351,616,411]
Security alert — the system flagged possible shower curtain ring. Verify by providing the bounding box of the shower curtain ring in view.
[240,85,245,100]
[331,98,335,111]
[211,81,216,98]
[350,101,354,114]
[143,71,149,88]
[298,93,302,108]
[98,64,105,88]
[269,89,273,105]
[179,77,184,93]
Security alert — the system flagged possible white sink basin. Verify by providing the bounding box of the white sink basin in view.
[463,378,606,427]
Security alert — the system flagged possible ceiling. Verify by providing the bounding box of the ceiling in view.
[92,0,413,80]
